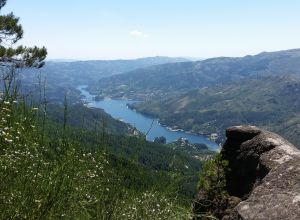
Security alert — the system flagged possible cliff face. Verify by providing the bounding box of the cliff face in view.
[221,125,300,220]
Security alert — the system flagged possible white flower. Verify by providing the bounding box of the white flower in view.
[5,139,13,143]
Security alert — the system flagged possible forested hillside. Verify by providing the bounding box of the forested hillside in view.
[1,70,216,218]
[46,103,132,135]
[131,76,300,147]
[90,49,300,100]
[17,57,188,103]
[1,0,300,218]
[20,57,188,87]
[0,1,215,218]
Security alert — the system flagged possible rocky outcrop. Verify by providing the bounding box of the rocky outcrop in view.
[221,125,300,220]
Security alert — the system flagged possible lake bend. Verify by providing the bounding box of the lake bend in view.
[78,86,219,150]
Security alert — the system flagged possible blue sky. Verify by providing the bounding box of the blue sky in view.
[3,0,300,60]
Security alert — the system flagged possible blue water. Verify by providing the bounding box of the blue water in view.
[78,86,219,150]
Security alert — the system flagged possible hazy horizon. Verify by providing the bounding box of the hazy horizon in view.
[44,47,299,62]
[4,0,300,60]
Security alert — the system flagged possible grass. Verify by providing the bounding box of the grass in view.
[0,69,194,219]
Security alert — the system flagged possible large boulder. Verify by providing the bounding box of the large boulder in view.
[221,125,300,220]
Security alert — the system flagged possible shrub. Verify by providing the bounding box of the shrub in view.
[193,153,229,219]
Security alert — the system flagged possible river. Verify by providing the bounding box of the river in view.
[78,86,219,150]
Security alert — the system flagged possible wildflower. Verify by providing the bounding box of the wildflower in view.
[5,138,12,143]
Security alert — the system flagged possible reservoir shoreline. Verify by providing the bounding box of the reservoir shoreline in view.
[78,85,219,150]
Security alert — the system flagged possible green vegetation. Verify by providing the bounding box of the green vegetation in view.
[193,154,230,219]
[46,103,132,135]
[154,136,167,144]
[0,0,46,68]
[1,67,217,218]
[0,67,216,218]
[87,48,300,148]
[0,2,218,218]
[89,49,300,100]
[1,64,220,218]
[132,76,300,147]
[0,91,188,219]
[5,0,300,218]
[38,57,189,87]
[19,57,189,103]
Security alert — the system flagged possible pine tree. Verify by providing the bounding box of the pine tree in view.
[193,153,229,219]
[0,0,47,68]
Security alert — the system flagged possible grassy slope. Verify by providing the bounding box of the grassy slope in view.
[41,101,216,201]
[0,54,212,219]
[0,85,216,218]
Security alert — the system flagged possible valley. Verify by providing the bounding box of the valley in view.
[131,76,300,147]
[17,49,300,149]
[85,49,300,148]
[2,1,300,219]
[78,86,219,150]
[3,43,300,220]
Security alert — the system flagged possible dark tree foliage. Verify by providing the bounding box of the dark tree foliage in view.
[0,0,47,68]
[0,0,7,10]
[193,153,229,219]
[154,136,166,144]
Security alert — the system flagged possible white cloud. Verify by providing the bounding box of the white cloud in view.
[130,30,149,38]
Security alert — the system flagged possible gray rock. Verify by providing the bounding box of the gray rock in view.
[221,125,300,220]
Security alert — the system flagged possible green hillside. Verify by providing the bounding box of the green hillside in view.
[1,49,214,218]
[2,0,300,219]
[46,103,132,135]
[131,76,300,147]
[0,73,217,218]
[90,49,300,100]
[17,57,188,103]
[21,57,189,87]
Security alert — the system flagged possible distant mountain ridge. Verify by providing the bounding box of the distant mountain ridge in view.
[21,56,189,87]
[19,56,189,103]
[90,48,300,99]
